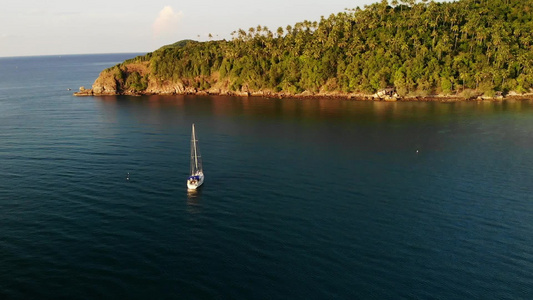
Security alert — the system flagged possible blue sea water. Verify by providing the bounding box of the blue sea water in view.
[0,54,532,299]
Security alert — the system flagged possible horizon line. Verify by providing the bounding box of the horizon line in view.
[0,51,150,59]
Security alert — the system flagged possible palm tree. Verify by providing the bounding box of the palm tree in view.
[277,27,284,38]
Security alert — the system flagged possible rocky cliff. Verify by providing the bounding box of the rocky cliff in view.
[75,60,293,98]
[77,61,233,97]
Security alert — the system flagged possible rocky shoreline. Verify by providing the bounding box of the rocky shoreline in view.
[74,86,533,102]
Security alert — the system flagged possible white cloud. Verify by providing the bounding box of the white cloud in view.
[152,6,183,38]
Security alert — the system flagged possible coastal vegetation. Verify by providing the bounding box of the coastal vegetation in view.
[85,0,533,98]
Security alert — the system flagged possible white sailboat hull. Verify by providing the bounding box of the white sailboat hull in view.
[187,172,204,190]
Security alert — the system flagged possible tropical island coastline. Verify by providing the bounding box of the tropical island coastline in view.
[74,84,533,102]
[75,0,533,101]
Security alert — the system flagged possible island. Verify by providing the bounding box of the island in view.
[76,0,533,101]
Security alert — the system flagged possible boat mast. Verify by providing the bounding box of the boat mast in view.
[192,124,198,171]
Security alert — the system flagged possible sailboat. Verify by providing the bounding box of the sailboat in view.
[187,124,204,190]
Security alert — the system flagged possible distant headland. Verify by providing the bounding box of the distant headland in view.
[75,0,533,101]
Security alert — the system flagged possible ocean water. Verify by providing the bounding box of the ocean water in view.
[0,54,532,299]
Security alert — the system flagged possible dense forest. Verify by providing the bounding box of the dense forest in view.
[105,0,532,98]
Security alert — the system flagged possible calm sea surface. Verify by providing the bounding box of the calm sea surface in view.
[0,54,532,299]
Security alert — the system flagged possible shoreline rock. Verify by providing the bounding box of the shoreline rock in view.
[74,87,533,102]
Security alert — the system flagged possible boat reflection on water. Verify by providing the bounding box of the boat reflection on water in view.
[186,189,202,214]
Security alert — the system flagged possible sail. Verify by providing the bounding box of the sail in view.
[190,124,202,176]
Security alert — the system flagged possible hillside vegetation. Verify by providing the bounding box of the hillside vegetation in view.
[94,0,533,98]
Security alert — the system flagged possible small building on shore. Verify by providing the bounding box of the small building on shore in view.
[374,87,399,100]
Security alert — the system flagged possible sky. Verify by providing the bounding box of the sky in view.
[0,0,378,57]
